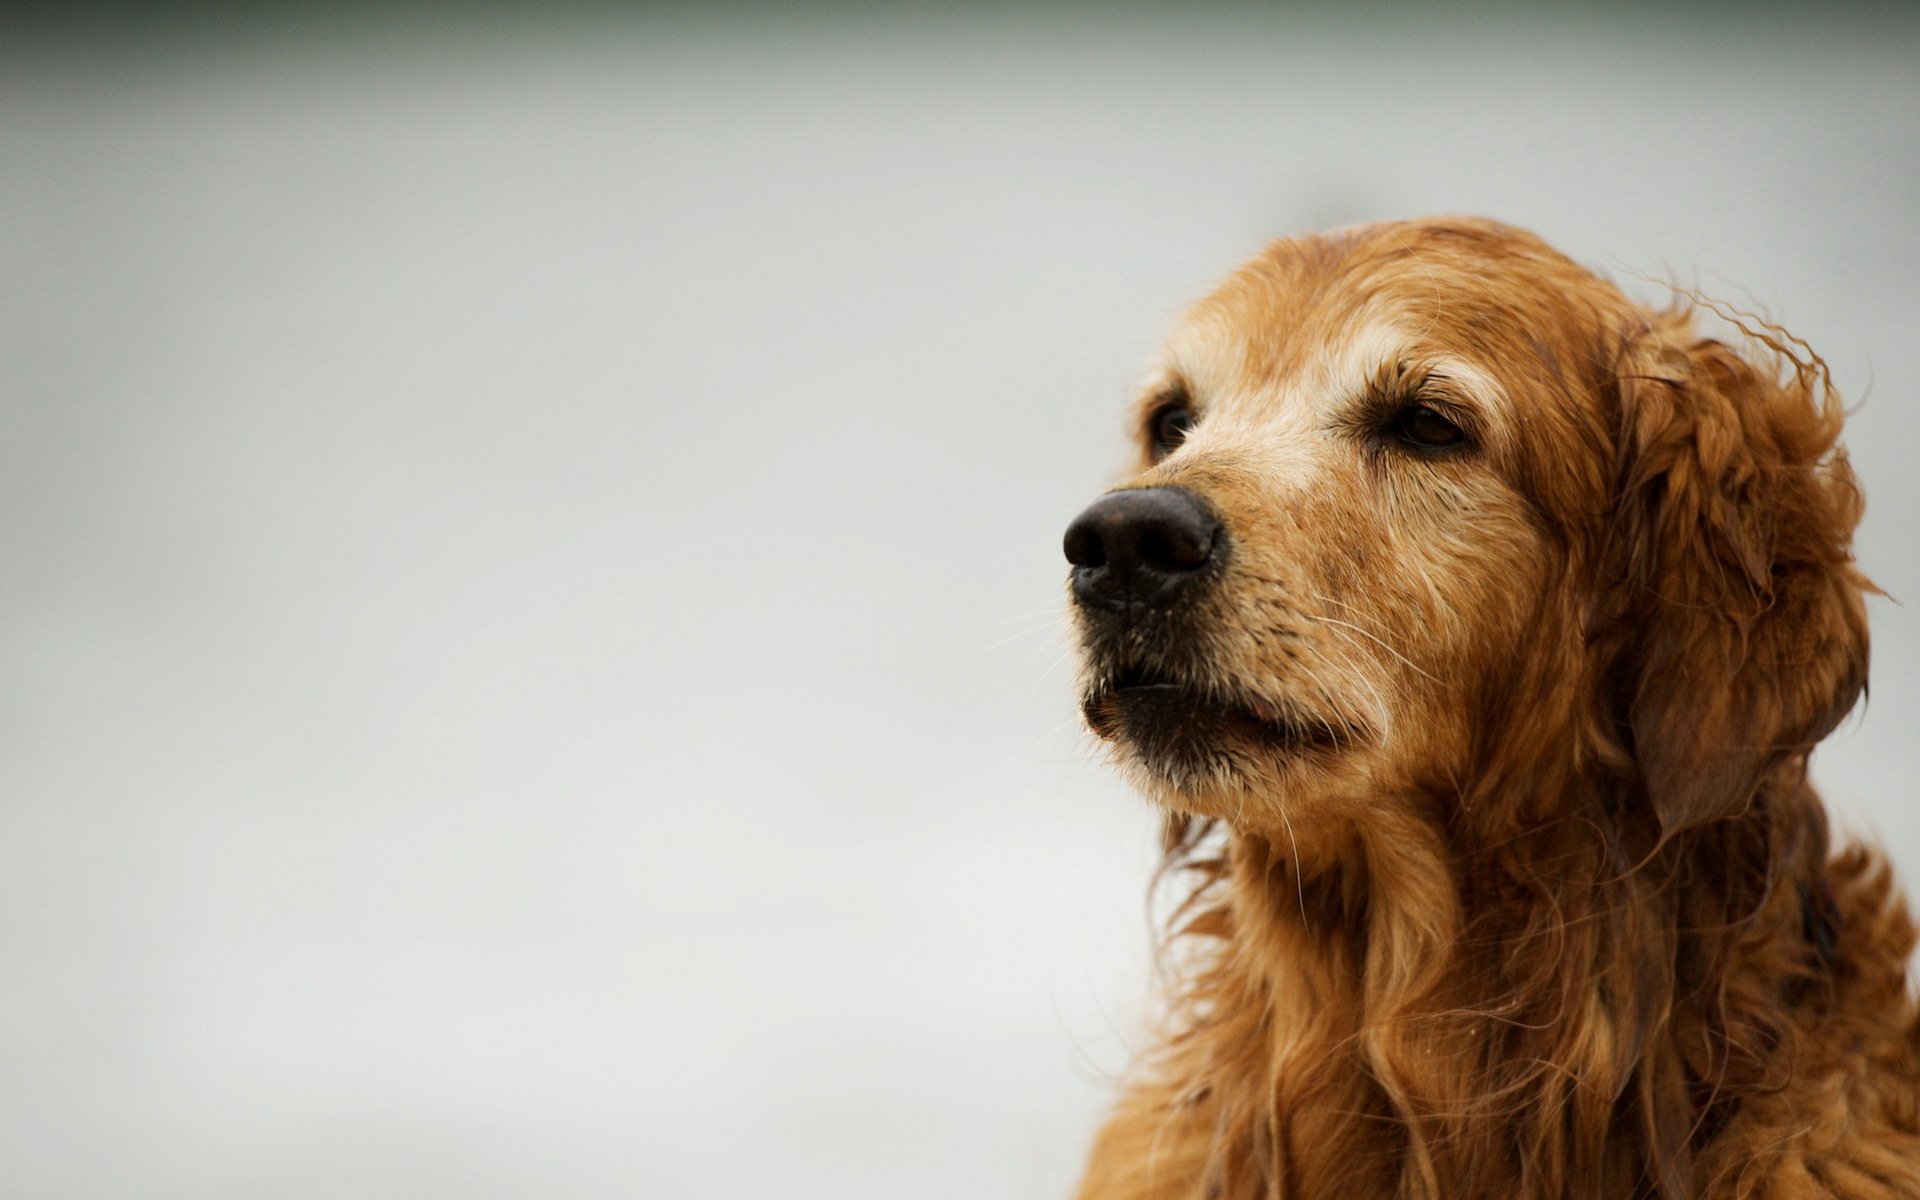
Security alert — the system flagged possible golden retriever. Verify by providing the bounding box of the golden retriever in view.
[1062,217,1918,1199]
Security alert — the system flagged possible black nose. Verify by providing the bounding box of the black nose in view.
[1063,486,1223,614]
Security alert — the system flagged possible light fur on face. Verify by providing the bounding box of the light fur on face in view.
[1068,217,1918,1200]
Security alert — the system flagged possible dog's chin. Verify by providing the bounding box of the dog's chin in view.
[1081,667,1353,797]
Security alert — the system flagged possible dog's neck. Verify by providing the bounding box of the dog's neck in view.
[1164,773,1835,1198]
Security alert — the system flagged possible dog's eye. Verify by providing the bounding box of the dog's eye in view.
[1150,404,1195,458]
[1390,404,1467,451]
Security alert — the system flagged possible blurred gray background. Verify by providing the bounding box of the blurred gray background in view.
[2,5,1915,1198]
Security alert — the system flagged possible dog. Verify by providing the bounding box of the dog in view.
[1063,217,1919,1199]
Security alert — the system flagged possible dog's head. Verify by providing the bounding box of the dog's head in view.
[1066,217,1868,853]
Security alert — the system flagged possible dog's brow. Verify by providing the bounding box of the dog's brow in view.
[1159,313,1250,401]
[1316,322,1417,398]
[1420,356,1509,426]
[1324,322,1510,422]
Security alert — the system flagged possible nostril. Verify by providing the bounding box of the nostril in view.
[1138,519,1214,572]
[1062,517,1108,569]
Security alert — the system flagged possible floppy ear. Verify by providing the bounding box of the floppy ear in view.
[1611,313,1870,836]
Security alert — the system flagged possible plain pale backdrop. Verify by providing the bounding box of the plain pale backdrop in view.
[2,6,1916,1198]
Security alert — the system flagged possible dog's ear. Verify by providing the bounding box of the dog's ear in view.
[1610,313,1869,837]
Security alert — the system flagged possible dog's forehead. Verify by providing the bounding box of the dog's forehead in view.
[1161,249,1350,391]
[1150,237,1628,446]
[1158,297,1514,433]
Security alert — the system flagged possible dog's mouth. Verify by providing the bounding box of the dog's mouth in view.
[1081,665,1351,765]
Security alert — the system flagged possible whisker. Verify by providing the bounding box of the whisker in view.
[1300,596,1441,684]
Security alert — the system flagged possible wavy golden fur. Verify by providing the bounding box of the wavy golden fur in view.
[1065,218,1918,1199]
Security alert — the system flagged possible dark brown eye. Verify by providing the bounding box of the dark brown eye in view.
[1150,404,1194,458]
[1390,404,1466,451]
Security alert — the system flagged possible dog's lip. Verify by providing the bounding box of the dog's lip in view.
[1091,667,1347,751]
